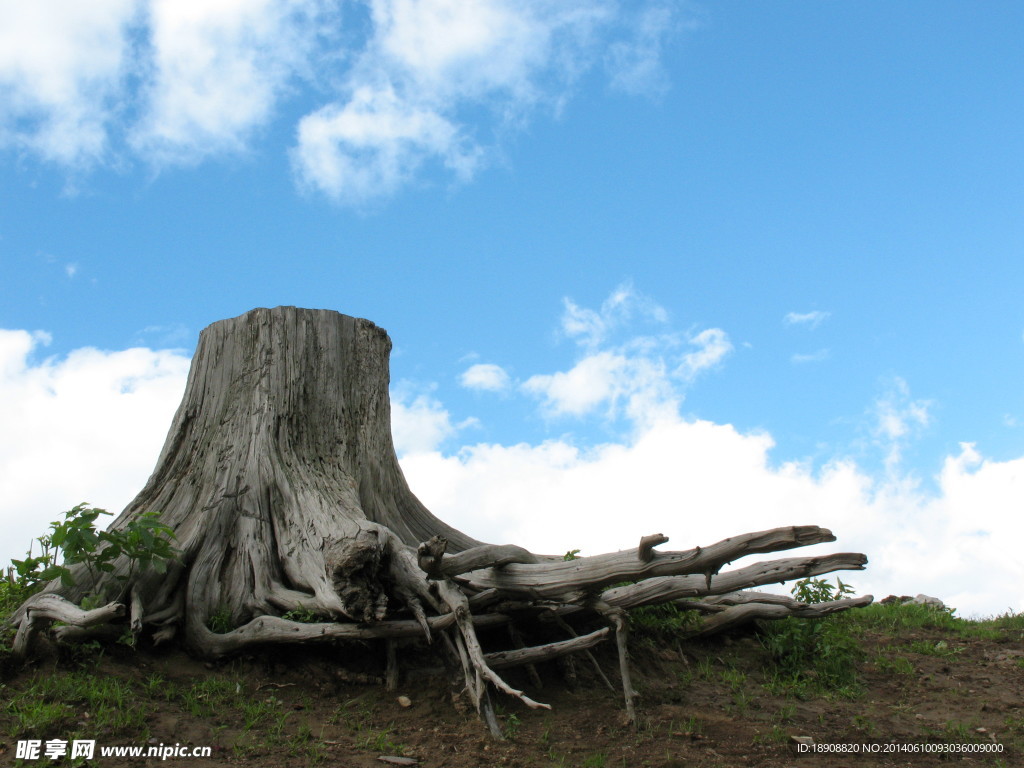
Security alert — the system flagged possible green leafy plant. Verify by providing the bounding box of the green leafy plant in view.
[6,507,179,618]
[759,577,863,696]
[563,549,581,561]
[282,605,322,623]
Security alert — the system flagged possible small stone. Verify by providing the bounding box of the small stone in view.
[790,736,815,747]
[397,695,412,708]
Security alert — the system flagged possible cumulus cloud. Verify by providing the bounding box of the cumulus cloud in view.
[0,328,190,561]
[291,83,482,203]
[460,362,511,392]
[402,419,1024,619]
[0,1,680,200]
[389,389,459,454]
[2,315,1022,618]
[784,310,831,329]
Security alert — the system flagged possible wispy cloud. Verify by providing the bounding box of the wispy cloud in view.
[522,286,727,429]
[869,376,933,472]
[560,281,668,348]
[676,327,732,381]
[0,0,137,166]
[784,310,831,329]
[791,348,830,364]
[130,0,328,167]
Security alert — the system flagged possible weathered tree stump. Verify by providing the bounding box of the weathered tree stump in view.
[10,307,872,734]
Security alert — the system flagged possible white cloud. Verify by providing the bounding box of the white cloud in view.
[560,282,668,348]
[605,3,676,97]
[402,418,1024,619]
[292,0,612,201]
[389,388,460,454]
[521,287,727,430]
[784,310,831,329]
[870,376,932,471]
[460,362,511,392]
[2,323,1022,619]
[131,0,327,165]
[791,348,830,364]
[291,83,482,203]
[676,327,732,381]
[0,1,680,200]
[0,0,136,165]
[0,328,189,563]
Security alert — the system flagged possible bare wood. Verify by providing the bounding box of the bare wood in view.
[435,544,540,578]
[594,601,637,726]
[598,552,868,610]
[550,613,615,692]
[435,579,551,710]
[129,585,144,639]
[386,639,399,691]
[508,624,544,688]
[485,627,610,670]
[12,594,126,658]
[638,533,669,562]
[459,526,838,599]
[687,594,875,638]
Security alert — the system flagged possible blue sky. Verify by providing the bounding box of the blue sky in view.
[2,1,1022,616]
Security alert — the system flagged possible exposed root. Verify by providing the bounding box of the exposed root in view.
[593,601,638,726]
[435,579,551,711]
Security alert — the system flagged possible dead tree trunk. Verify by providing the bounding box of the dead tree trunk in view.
[11,307,872,730]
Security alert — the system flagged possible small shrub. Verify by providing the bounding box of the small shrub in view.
[759,578,863,696]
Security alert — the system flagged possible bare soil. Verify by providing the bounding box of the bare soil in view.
[2,619,1021,768]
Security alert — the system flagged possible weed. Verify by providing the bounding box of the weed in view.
[630,601,699,643]
[775,702,796,724]
[695,657,714,680]
[759,577,863,696]
[582,752,608,767]
[503,711,522,740]
[361,725,402,753]
[875,654,915,675]
[754,725,789,745]
[207,606,233,634]
[853,714,881,737]
[282,605,323,623]
[907,639,963,658]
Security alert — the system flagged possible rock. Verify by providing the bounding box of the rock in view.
[791,736,815,747]
[880,594,945,610]
[397,695,412,708]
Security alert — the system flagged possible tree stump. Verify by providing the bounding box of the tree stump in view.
[11,307,873,732]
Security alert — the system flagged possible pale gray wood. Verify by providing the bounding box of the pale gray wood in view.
[484,627,610,669]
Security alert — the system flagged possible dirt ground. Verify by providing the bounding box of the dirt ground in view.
[1,617,1021,768]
